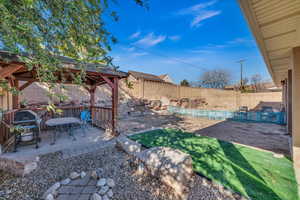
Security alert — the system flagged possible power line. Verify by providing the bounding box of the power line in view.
[118,42,208,72]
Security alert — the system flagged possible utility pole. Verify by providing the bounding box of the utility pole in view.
[237,59,246,90]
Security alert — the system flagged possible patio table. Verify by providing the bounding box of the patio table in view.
[46,117,81,145]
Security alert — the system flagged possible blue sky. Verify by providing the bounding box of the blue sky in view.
[107,0,271,84]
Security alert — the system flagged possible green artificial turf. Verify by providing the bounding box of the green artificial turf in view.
[129,128,299,200]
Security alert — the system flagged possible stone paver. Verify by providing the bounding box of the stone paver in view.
[87,179,97,186]
[44,170,116,200]
[81,185,98,194]
[57,194,80,200]
[77,194,91,200]
[69,175,90,186]
[58,186,82,194]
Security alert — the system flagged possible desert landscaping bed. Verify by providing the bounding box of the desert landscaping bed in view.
[129,128,298,200]
[0,145,240,200]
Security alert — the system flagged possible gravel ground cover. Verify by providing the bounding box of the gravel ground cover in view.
[0,146,238,200]
[130,128,298,200]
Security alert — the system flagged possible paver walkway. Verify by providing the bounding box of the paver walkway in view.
[44,170,115,200]
[57,174,97,200]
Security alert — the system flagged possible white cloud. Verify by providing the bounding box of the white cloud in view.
[123,46,136,52]
[191,37,253,53]
[129,31,141,39]
[134,32,166,47]
[169,35,181,41]
[226,38,252,45]
[191,10,221,27]
[178,0,218,15]
[132,52,149,57]
[190,49,214,54]
[176,0,221,28]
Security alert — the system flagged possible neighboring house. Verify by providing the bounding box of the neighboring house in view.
[128,70,174,84]
[159,74,174,84]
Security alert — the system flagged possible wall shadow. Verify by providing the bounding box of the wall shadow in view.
[193,119,290,156]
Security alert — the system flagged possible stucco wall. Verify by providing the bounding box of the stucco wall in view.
[18,79,282,111]
[127,79,282,111]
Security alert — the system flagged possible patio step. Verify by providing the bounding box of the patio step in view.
[61,140,115,159]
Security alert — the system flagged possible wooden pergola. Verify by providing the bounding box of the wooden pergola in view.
[0,50,127,136]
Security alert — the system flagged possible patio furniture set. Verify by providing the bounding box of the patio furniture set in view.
[12,109,92,152]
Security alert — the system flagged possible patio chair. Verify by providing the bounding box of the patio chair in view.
[80,110,91,136]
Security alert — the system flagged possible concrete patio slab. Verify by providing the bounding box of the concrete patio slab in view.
[0,125,114,175]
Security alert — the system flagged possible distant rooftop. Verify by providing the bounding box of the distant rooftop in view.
[128,70,166,82]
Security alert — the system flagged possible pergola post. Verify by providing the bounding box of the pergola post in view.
[111,77,118,136]
[12,79,19,109]
[89,86,96,122]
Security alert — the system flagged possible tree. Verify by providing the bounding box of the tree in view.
[0,0,145,105]
[199,69,232,89]
[251,74,263,91]
[180,79,190,87]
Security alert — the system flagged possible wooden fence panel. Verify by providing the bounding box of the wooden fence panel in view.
[91,106,112,129]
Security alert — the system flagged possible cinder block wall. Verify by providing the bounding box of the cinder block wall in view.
[126,79,282,111]
[18,79,282,111]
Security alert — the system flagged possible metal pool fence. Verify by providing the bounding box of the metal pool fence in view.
[167,106,286,125]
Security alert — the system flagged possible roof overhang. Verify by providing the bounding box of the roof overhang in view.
[238,0,300,86]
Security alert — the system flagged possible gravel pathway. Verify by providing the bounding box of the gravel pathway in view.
[0,146,238,200]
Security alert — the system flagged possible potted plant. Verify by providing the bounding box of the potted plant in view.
[20,99,28,108]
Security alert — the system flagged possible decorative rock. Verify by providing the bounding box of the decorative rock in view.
[102,195,110,200]
[80,171,86,178]
[99,186,109,195]
[96,168,103,177]
[273,153,284,158]
[92,193,102,200]
[107,189,113,198]
[136,163,145,175]
[107,178,115,188]
[116,136,141,156]
[136,147,193,200]
[97,178,106,187]
[45,193,54,200]
[52,190,58,198]
[91,170,98,180]
[70,172,80,179]
[61,178,71,185]
[43,182,60,198]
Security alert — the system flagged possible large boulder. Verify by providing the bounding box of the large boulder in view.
[180,98,190,108]
[170,99,179,107]
[116,136,142,156]
[149,100,162,110]
[136,147,194,200]
[161,96,170,106]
